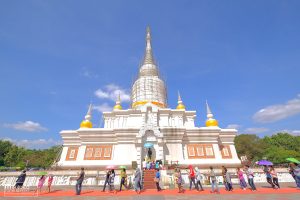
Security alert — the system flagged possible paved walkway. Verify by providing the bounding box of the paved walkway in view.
[1,186,300,200]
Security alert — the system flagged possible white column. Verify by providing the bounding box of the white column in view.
[212,144,222,160]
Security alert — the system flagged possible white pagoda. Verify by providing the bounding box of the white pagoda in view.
[57,27,241,169]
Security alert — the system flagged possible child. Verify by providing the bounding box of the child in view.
[270,166,280,189]
[47,175,54,193]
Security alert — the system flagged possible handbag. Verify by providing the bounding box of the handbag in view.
[154,177,159,182]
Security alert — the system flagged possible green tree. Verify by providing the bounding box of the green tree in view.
[0,140,14,166]
[4,145,26,167]
[234,134,267,162]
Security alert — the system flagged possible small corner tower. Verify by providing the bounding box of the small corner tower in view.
[113,93,123,111]
[176,91,186,110]
[205,101,218,127]
[80,104,93,128]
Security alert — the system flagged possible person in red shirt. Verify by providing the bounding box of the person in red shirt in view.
[188,165,199,191]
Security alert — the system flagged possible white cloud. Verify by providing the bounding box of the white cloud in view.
[94,84,130,102]
[2,138,62,149]
[93,103,113,112]
[253,94,300,123]
[243,127,269,134]
[80,67,99,78]
[3,121,48,132]
[274,129,300,136]
[226,124,241,130]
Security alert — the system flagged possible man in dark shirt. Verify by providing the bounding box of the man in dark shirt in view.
[102,170,111,192]
[75,168,85,195]
[15,170,26,189]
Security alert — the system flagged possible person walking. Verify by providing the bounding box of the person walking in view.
[289,163,300,188]
[225,168,233,191]
[102,170,111,192]
[221,166,229,191]
[75,168,85,195]
[36,175,46,193]
[237,167,247,190]
[154,168,162,191]
[119,168,128,191]
[174,168,184,193]
[270,166,280,189]
[134,167,142,194]
[195,167,204,191]
[15,170,27,189]
[109,169,116,193]
[244,165,256,191]
[47,174,54,193]
[263,165,275,189]
[188,165,199,191]
[209,166,219,194]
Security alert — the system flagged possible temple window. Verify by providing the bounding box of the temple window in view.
[84,145,113,160]
[187,144,215,159]
[65,147,78,161]
[220,145,232,159]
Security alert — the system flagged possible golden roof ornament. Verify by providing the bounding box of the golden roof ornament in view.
[113,93,123,110]
[205,100,218,127]
[176,91,186,110]
[80,103,93,128]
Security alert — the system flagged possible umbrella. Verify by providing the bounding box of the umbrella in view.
[106,165,116,169]
[119,166,127,169]
[36,171,48,176]
[144,143,153,148]
[257,160,273,166]
[286,158,300,164]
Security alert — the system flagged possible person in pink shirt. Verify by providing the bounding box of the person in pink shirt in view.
[47,175,54,193]
[36,175,46,193]
[237,167,247,190]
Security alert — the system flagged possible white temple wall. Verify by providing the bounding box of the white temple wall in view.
[77,146,87,161]
[229,144,239,160]
[212,143,222,160]
[165,143,184,162]
[112,144,136,165]
[58,147,68,164]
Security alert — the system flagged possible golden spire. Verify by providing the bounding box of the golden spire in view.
[80,103,93,128]
[113,93,123,110]
[176,91,186,110]
[205,100,218,127]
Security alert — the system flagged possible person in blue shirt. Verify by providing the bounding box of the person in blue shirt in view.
[154,168,162,191]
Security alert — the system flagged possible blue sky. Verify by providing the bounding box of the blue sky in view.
[0,0,300,149]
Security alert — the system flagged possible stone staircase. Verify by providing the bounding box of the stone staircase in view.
[143,169,156,189]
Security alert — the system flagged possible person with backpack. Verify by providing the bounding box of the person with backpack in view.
[209,166,219,194]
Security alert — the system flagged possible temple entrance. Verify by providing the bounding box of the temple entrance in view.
[141,130,158,164]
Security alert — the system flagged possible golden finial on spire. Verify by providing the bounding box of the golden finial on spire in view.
[176,91,186,110]
[80,103,93,128]
[113,92,123,110]
[205,100,218,127]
